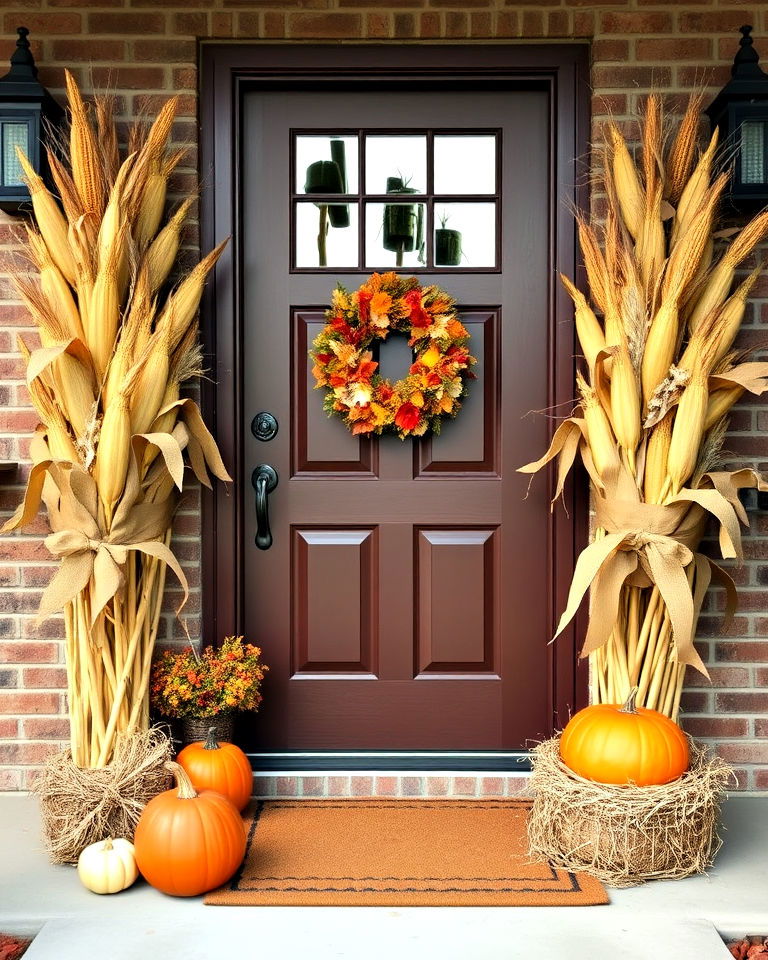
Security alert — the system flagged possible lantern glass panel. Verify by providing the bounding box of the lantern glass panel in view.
[1,120,29,187]
[740,120,766,185]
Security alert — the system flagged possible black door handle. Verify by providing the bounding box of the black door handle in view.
[252,464,278,550]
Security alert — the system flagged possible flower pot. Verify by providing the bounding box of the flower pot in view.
[435,227,462,266]
[383,177,423,260]
[182,714,235,746]
[304,143,350,229]
[304,159,343,195]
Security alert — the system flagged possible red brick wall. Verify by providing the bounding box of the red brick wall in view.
[1,0,767,791]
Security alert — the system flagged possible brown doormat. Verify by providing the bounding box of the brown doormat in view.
[205,799,608,906]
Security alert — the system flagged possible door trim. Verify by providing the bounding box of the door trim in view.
[199,43,591,767]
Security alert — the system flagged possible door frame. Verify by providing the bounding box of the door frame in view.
[199,42,591,770]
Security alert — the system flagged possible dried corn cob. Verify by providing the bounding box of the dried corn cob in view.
[609,124,644,240]
[561,274,605,371]
[15,149,78,285]
[65,70,105,220]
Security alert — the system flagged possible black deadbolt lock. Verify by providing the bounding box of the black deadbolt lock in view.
[251,411,278,442]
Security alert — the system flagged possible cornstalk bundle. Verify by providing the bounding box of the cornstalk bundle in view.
[4,74,230,767]
[520,93,768,719]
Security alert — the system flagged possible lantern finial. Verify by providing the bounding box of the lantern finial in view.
[732,25,764,78]
[6,26,37,81]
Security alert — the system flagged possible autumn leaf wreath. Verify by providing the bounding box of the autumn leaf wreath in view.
[310,272,477,439]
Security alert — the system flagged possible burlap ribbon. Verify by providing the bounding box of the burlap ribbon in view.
[40,524,185,626]
[550,481,756,675]
[41,456,187,624]
[3,449,187,625]
[518,412,767,675]
[2,398,231,628]
[555,497,727,673]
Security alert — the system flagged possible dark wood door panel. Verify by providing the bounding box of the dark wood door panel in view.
[415,527,499,676]
[241,86,551,751]
[257,679,504,750]
[292,527,378,675]
[199,45,590,758]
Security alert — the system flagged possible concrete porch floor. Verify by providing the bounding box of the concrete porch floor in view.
[0,793,766,960]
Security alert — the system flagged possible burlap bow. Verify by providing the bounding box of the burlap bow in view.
[4,453,188,625]
[518,370,768,677]
[552,491,743,676]
[40,525,185,625]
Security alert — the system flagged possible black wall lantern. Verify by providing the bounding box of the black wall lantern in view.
[0,27,62,212]
[706,26,768,211]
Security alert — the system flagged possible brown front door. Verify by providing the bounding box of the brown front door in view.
[201,46,587,758]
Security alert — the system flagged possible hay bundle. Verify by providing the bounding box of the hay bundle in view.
[34,728,173,864]
[527,736,732,887]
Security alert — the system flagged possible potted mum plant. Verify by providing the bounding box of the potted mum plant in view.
[150,636,268,744]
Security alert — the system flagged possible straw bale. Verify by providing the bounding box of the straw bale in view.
[34,727,173,864]
[528,736,732,887]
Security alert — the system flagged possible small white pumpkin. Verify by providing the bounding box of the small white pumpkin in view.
[77,837,138,895]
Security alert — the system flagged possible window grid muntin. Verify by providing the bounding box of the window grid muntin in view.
[290,127,502,274]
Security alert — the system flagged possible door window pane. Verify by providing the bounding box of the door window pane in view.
[365,201,426,268]
[291,128,500,271]
[365,135,427,194]
[434,203,497,268]
[295,201,359,268]
[434,135,496,195]
[295,134,358,194]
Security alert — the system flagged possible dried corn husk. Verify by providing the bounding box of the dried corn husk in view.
[130,334,171,437]
[93,390,132,511]
[577,217,610,317]
[518,91,768,722]
[65,70,105,220]
[562,274,604,371]
[610,343,641,469]
[578,372,618,479]
[87,234,122,380]
[665,91,704,206]
[705,385,743,431]
[5,78,230,772]
[644,409,674,504]
[667,366,709,494]
[671,128,718,247]
[26,230,84,343]
[157,239,227,351]
[641,301,679,409]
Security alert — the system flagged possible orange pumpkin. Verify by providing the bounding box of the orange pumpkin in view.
[177,727,253,812]
[134,761,246,897]
[559,688,689,786]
